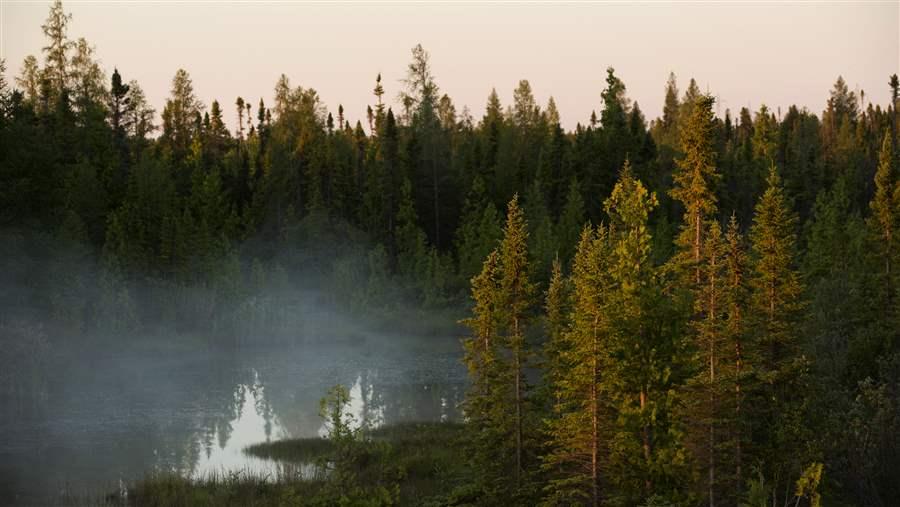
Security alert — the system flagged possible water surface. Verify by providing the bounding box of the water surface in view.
[0,334,465,505]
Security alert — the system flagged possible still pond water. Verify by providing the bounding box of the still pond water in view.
[0,335,465,505]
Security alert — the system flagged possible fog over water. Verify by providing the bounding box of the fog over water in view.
[0,331,465,504]
[0,222,468,505]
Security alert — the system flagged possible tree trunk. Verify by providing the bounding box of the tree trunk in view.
[735,338,743,504]
[591,375,599,507]
[640,388,651,493]
[695,212,702,285]
[709,265,717,507]
[432,144,440,248]
[514,316,522,491]
[591,317,600,507]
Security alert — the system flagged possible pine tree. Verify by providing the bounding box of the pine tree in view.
[41,0,72,95]
[661,72,680,144]
[603,163,692,502]
[524,179,556,283]
[496,194,537,493]
[670,94,720,285]
[680,78,702,124]
[109,68,131,173]
[69,38,107,110]
[161,69,203,164]
[462,249,514,501]
[235,97,245,141]
[557,178,586,266]
[125,80,155,150]
[402,44,445,247]
[542,256,571,421]
[542,225,610,506]
[748,165,808,501]
[206,100,230,161]
[723,214,749,499]
[455,176,502,283]
[461,197,538,501]
[109,69,130,135]
[688,220,728,507]
[16,55,42,106]
[869,131,897,284]
[373,73,385,125]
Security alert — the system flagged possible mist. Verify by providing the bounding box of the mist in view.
[0,216,466,505]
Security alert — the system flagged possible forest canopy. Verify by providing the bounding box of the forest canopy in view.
[1,1,899,506]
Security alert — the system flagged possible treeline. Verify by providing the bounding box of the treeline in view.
[458,84,900,505]
[1,1,899,504]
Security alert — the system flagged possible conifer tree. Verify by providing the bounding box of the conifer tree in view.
[109,68,130,166]
[869,131,897,284]
[670,94,719,285]
[16,55,42,106]
[542,225,610,506]
[373,73,385,125]
[41,0,72,95]
[455,176,502,283]
[542,256,571,420]
[235,97,245,141]
[161,69,203,164]
[748,165,808,501]
[723,214,749,498]
[461,249,512,499]
[689,220,728,506]
[402,44,445,247]
[496,194,537,492]
[126,80,155,148]
[603,163,692,502]
[524,179,556,282]
[661,72,680,144]
[69,38,107,110]
[556,179,586,266]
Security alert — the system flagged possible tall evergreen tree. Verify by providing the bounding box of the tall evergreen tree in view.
[496,194,537,493]
[722,214,749,498]
[542,225,610,506]
[462,250,514,502]
[455,176,502,284]
[160,69,203,164]
[869,131,897,284]
[41,0,72,95]
[16,55,42,106]
[670,94,720,285]
[748,166,808,502]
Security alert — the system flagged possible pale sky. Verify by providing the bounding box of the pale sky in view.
[2,1,898,132]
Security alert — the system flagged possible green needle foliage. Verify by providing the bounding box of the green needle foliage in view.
[4,3,900,504]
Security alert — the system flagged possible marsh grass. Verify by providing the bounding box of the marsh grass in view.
[97,422,469,506]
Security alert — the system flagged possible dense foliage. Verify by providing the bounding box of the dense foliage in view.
[3,2,899,505]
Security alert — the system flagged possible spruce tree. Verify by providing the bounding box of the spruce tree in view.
[109,69,130,141]
[497,194,537,493]
[16,55,42,106]
[748,165,808,501]
[670,93,724,506]
[542,256,571,422]
[557,178,586,266]
[869,131,897,284]
[723,214,749,499]
[41,0,72,95]
[689,220,728,506]
[604,163,691,503]
[455,176,502,283]
[542,225,610,506]
[670,94,719,285]
[661,72,680,145]
[461,249,513,500]
[161,69,203,164]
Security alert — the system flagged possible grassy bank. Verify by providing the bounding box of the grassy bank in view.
[112,422,472,507]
